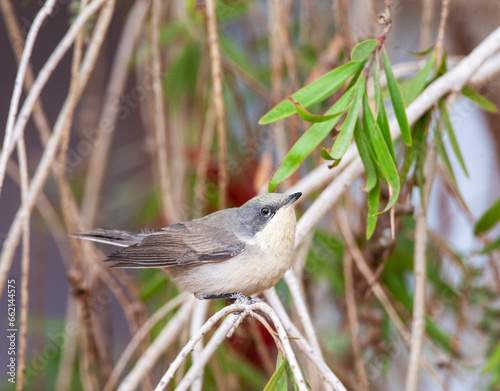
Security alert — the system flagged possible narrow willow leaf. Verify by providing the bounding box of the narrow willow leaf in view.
[461,86,498,113]
[483,342,500,374]
[264,354,287,391]
[438,100,469,176]
[376,93,396,164]
[363,96,400,213]
[400,115,429,185]
[330,76,366,160]
[409,44,435,56]
[351,39,379,62]
[259,61,362,124]
[475,196,500,235]
[354,121,378,191]
[268,87,356,191]
[479,237,500,254]
[426,317,456,355]
[288,97,344,123]
[382,49,412,146]
[321,147,335,160]
[402,55,436,105]
[367,181,380,239]
[434,127,458,187]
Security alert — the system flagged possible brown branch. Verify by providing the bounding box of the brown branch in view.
[435,0,451,63]
[205,0,228,209]
[420,0,434,50]
[343,252,369,391]
[81,0,150,227]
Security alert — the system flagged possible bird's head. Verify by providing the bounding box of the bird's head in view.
[237,192,302,237]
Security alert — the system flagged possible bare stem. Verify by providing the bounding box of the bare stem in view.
[0,0,56,198]
[343,252,369,391]
[405,141,438,391]
[154,301,307,391]
[0,0,108,201]
[104,293,188,391]
[205,0,228,209]
[81,0,150,227]
[435,0,450,63]
[117,298,196,391]
[15,137,30,391]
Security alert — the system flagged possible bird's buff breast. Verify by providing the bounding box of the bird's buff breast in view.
[169,206,297,297]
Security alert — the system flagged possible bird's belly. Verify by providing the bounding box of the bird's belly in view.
[168,244,293,297]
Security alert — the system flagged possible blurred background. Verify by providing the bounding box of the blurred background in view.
[1,0,500,390]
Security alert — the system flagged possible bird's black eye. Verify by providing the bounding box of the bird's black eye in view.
[260,207,270,217]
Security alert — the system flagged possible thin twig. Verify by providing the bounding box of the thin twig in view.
[335,0,354,52]
[154,301,307,391]
[0,0,56,197]
[0,0,108,199]
[284,271,324,360]
[343,252,369,391]
[81,0,150,227]
[268,0,288,163]
[265,289,348,391]
[205,0,228,209]
[16,137,30,391]
[0,0,52,145]
[435,0,450,64]
[405,140,438,391]
[0,0,116,298]
[420,0,434,50]
[104,293,188,391]
[190,299,209,391]
[150,0,179,225]
[117,298,196,391]
[333,207,445,388]
[194,104,216,217]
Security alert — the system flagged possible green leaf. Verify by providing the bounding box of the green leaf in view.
[438,100,469,176]
[425,317,456,355]
[376,93,396,164]
[268,87,356,191]
[288,97,345,123]
[475,196,500,235]
[400,115,429,185]
[321,147,335,160]
[382,49,412,146]
[330,76,366,160]
[483,341,500,374]
[479,237,500,254]
[363,96,400,213]
[409,45,435,56]
[264,354,287,391]
[354,121,378,191]
[367,181,380,239]
[401,55,436,105]
[461,86,498,113]
[351,39,379,62]
[433,127,458,188]
[259,61,362,124]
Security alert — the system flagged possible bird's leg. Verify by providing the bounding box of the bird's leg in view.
[194,292,260,304]
[195,292,237,300]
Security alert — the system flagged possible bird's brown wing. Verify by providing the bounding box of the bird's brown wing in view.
[105,220,245,268]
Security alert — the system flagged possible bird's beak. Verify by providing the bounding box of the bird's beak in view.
[283,192,302,207]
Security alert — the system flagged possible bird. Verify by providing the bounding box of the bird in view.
[73,192,302,300]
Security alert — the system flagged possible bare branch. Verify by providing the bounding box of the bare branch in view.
[405,140,438,391]
[205,0,228,209]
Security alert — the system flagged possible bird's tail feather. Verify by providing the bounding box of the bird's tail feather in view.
[71,229,145,247]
